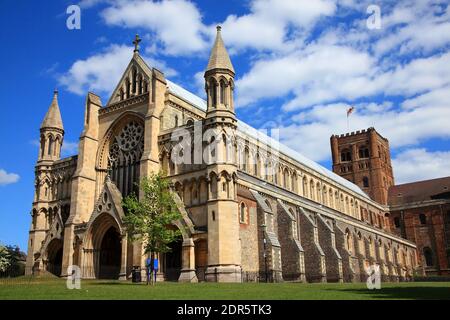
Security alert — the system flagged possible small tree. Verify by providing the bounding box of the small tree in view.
[0,245,11,273]
[122,172,183,284]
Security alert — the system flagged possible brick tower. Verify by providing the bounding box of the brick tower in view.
[330,127,394,205]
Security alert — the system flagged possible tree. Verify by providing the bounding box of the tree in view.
[0,245,11,273]
[122,172,183,284]
[0,244,25,277]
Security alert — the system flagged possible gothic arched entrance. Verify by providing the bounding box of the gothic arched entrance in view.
[164,239,182,281]
[83,212,124,280]
[99,227,121,279]
[46,239,63,276]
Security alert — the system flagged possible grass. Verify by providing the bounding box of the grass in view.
[1,277,450,300]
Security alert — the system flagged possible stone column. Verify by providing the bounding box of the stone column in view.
[61,224,75,277]
[179,238,198,282]
[119,234,128,280]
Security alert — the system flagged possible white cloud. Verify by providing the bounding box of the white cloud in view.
[62,141,79,156]
[0,169,20,186]
[279,98,450,163]
[393,148,450,184]
[101,0,207,55]
[59,44,176,96]
[236,44,375,109]
[401,85,450,109]
[373,2,450,57]
[218,0,336,52]
[235,48,450,110]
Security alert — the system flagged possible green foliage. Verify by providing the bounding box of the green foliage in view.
[0,244,25,276]
[122,172,183,256]
[0,245,11,272]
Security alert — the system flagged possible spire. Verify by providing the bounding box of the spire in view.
[206,26,234,74]
[41,90,64,131]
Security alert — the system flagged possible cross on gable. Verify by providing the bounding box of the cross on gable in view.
[133,34,141,53]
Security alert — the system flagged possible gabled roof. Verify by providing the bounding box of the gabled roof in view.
[166,81,370,199]
[388,176,450,205]
[206,26,235,74]
[106,53,153,106]
[41,90,63,130]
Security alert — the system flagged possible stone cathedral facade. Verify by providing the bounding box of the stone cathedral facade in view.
[26,28,419,282]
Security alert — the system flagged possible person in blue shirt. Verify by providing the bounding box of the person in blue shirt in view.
[153,258,159,283]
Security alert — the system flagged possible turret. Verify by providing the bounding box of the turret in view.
[39,90,64,162]
[203,26,241,282]
[204,26,236,123]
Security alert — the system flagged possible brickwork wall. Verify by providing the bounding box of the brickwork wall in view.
[390,203,450,275]
[237,193,260,272]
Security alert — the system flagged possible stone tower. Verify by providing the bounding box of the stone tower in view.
[26,91,64,271]
[204,26,241,281]
[330,127,394,205]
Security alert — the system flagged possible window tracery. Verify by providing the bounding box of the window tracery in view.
[107,121,144,196]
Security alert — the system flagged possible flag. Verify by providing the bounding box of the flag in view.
[346,106,355,117]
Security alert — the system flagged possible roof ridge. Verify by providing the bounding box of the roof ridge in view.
[166,80,369,199]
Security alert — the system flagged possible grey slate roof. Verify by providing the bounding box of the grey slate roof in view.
[166,80,369,200]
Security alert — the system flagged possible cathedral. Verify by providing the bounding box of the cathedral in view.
[26,27,421,282]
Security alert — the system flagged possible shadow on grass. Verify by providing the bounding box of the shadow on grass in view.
[326,286,450,300]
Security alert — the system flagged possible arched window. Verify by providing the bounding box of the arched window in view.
[210,79,217,107]
[359,146,369,158]
[363,176,369,188]
[303,177,308,198]
[316,183,321,202]
[329,189,334,208]
[132,67,137,93]
[243,147,249,173]
[126,78,131,98]
[423,247,433,266]
[291,173,297,193]
[283,169,289,189]
[394,217,400,228]
[119,88,124,101]
[240,202,246,224]
[143,80,148,93]
[107,121,144,197]
[138,74,143,94]
[174,115,179,128]
[220,80,226,105]
[322,187,327,206]
[341,149,352,162]
[47,136,53,156]
[419,214,427,225]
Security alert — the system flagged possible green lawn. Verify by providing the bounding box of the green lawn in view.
[1,277,450,300]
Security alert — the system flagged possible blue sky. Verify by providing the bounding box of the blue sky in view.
[1,0,449,251]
